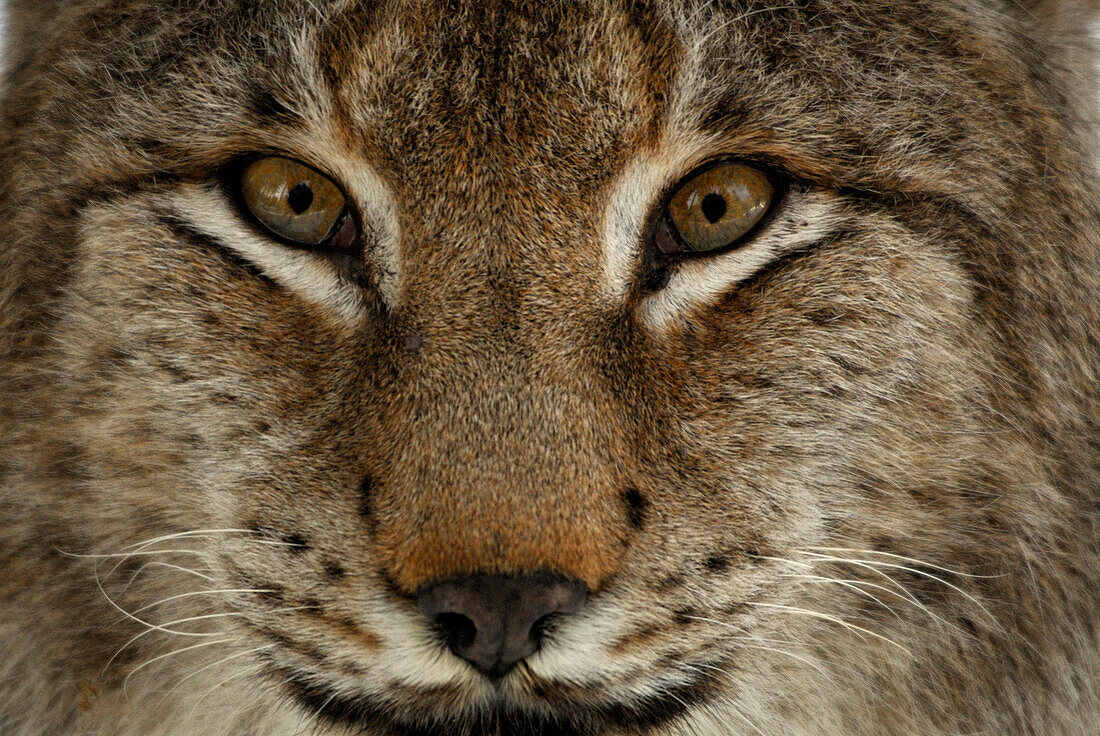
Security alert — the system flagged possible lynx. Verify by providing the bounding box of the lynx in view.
[2,1,1100,735]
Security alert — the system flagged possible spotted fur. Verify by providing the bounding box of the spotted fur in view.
[2,1,1100,735]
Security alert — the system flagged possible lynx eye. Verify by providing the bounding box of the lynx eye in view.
[240,157,348,245]
[657,162,776,255]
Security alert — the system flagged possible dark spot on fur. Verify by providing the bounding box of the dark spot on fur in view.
[672,606,699,626]
[739,373,777,390]
[958,616,979,638]
[872,537,894,553]
[358,475,377,531]
[402,333,425,352]
[257,627,328,663]
[283,533,310,553]
[301,597,323,611]
[827,352,871,376]
[655,571,685,592]
[43,441,91,482]
[154,360,194,383]
[212,392,244,406]
[622,488,648,529]
[323,558,347,580]
[703,553,731,573]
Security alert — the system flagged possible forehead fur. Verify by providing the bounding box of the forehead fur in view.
[2,0,1095,329]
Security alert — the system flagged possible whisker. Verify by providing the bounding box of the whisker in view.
[122,637,237,696]
[162,643,278,700]
[762,554,940,622]
[117,561,217,594]
[686,611,831,682]
[744,602,912,655]
[783,574,903,619]
[131,589,277,616]
[122,528,260,552]
[58,548,208,561]
[801,547,1003,579]
[794,551,1001,628]
[94,567,220,643]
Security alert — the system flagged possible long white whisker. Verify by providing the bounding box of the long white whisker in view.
[60,548,208,562]
[118,561,217,594]
[794,552,1000,627]
[686,620,835,682]
[162,643,277,699]
[745,601,912,655]
[802,547,1003,579]
[131,589,276,615]
[762,554,938,620]
[784,574,903,619]
[142,606,317,634]
[94,567,220,642]
[122,528,260,552]
[123,638,236,696]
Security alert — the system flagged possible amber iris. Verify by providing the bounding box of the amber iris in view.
[665,162,775,253]
[240,157,346,245]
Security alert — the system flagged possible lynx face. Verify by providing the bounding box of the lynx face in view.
[2,1,1099,736]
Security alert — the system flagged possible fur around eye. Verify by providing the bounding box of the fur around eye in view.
[240,156,349,246]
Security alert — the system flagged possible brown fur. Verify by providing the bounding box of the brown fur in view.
[2,1,1100,735]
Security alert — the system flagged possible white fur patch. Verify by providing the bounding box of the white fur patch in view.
[603,144,845,334]
[640,190,845,331]
[167,184,368,325]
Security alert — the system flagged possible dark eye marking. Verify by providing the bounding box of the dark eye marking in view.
[157,214,277,287]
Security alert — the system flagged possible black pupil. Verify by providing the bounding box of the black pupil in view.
[287,182,314,214]
[700,192,727,224]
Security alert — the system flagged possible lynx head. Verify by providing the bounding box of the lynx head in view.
[1,1,1099,735]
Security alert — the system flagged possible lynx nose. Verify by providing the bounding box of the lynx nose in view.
[416,572,587,679]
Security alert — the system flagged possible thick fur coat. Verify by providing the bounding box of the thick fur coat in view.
[2,1,1100,734]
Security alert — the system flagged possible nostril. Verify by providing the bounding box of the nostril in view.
[529,612,558,644]
[415,572,587,679]
[433,612,477,651]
